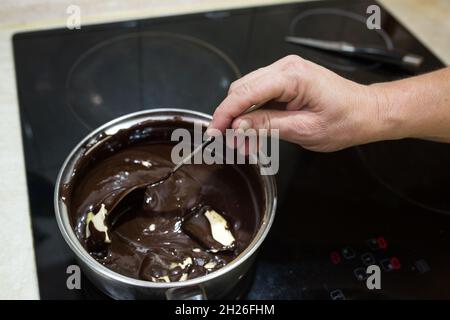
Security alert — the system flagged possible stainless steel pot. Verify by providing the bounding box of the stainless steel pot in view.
[54,109,277,299]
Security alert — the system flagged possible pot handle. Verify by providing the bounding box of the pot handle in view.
[165,285,207,300]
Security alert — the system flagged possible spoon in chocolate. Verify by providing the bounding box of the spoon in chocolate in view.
[104,103,263,226]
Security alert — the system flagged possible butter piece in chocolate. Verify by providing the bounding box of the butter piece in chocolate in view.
[205,209,235,248]
[85,204,111,252]
[170,257,193,270]
[151,275,171,283]
[179,273,189,282]
[204,261,217,270]
[182,206,235,252]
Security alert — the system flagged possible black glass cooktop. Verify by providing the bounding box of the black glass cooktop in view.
[13,0,449,299]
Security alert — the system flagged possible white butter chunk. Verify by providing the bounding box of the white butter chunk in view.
[204,261,217,270]
[170,257,193,270]
[151,275,171,283]
[204,209,235,247]
[85,203,111,243]
[180,257,193,269]
[178,273,189,282]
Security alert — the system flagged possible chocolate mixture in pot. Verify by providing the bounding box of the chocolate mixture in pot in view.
[61,120,264,282]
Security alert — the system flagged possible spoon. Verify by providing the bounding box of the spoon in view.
[104,103,263,225]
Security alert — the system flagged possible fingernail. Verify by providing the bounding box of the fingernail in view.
[238,118,253,130]
[206,127,220,137]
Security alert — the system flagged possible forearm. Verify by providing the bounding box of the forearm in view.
[370,67,450,143]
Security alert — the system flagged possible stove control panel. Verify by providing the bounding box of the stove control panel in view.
[319,235,433,300]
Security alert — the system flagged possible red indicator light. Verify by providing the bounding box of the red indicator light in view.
[390,257,401,270]
[330,251,341,264]
[377,237,388,249]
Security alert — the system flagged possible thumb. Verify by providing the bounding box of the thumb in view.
[231,109,299,141]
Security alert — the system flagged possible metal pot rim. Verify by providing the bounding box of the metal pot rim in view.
[54,108,277,289]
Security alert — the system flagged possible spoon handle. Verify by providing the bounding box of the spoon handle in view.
[172,103,263,173]
[172,135,214,173]
[242,103,263,115]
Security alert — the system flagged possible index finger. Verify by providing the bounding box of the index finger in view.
[209,72,294,132]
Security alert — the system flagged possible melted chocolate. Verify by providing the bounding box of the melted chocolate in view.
[61,120,264,282]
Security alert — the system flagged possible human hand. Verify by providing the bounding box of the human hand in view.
[208,55,395,152]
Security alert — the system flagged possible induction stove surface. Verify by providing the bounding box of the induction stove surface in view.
[13,0,449,299]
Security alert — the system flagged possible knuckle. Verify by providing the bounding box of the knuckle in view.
[281,55,304,70]
[228,80,240,94]
[233,82,253,98]
[284,71,301,99]
[285,68,301,83]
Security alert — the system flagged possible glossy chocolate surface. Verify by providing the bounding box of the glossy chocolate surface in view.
[61,120,264,282]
